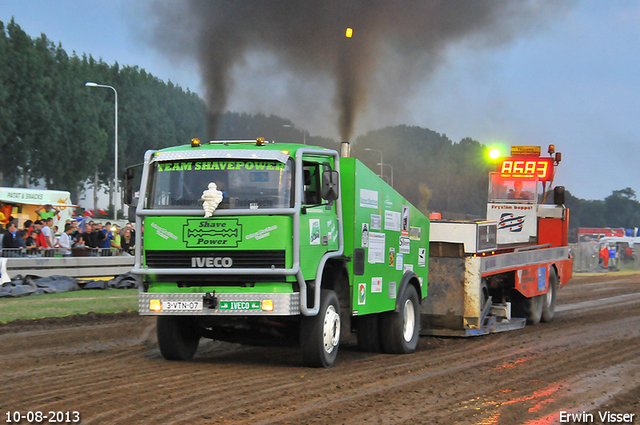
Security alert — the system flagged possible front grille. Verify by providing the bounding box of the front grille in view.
[145,250,286,269]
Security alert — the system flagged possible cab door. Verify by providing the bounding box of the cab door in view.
[299,158,339,279]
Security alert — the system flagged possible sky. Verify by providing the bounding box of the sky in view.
[1,0,639,201]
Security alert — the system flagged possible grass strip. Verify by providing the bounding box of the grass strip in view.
[0,289,138,323]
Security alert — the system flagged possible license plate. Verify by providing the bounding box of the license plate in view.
[162,301,203,311]
[219,301,261,311]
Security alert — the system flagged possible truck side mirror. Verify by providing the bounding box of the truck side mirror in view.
[127,197,138,222]
[321,170,340,201]
[554,186,565,205]
[123,167,136,206]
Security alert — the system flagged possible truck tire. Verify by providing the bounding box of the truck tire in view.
[300,289,341,368]
[541,268,558,323]
[380,284,420,354]
[511,290,543,325]
[357,314,381,352]
[480,278,490,312]
[157,316,200,361]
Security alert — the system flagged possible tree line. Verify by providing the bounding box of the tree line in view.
[0,18,637,233]
[0,18,207,202]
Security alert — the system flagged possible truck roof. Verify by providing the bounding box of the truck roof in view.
[157,140,332,159]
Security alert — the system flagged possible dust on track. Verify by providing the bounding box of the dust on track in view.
[1,274,639,424]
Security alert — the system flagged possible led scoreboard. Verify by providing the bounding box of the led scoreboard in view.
[498,157,554,182]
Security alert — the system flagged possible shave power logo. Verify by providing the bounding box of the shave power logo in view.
[184,219,242,248]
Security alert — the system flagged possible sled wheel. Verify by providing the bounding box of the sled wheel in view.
[541,268,558,323]
[511,290,543,325]
[480,278,490,311]
[157,316,200,361]
[357,313,382,353]
[380,284,420,354]
[300,290,341,368]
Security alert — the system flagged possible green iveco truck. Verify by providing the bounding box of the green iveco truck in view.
[128,138,429,367]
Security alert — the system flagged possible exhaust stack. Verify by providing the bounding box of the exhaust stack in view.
[340,141,351,158]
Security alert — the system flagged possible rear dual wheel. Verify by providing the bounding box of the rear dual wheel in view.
[380,284,420,354]
[541,268,558,323]
[511,287,543,325]
[511,268,559,325]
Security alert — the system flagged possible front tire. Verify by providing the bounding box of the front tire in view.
[157,316,201,361]
[300,290,341,368]
[541,268,558,323]
[380,284,420,354]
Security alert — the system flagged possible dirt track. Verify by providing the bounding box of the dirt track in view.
[1,274,639,425]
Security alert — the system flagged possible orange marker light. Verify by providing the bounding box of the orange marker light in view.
[149,299,162,312]
[346,28,353,38]
[261,299,274,312]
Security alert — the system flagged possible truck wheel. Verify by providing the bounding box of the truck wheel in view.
[380,284,420,354]
[157,316,200,361]
[511,291,543,325]
[541,268,558,323]
[357,314,381,352]
[300,289,341,368]
[480,278,490,311]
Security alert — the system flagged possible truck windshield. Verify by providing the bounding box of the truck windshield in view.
[488,173,537,203]
[147,159,293,210]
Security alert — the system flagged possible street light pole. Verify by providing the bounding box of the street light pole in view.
[378,163,394,188]
[282,124,306,145]
[365,148,384,180]
[85,82,118,221]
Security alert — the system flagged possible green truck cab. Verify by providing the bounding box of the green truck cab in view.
[129,138,429,367]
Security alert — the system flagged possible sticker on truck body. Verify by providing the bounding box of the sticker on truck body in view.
[370,214,381,230]
[358,283,366,305]
[309,219,320,245]
[385,210,401,231]
[399,236,410,254]
[362,223,369,247]
[537,266,547,292]
[418,248,426,267]
[367,232,386,264]
[388,281,397,299]
[371,277,382,293]
[401,205,410,235]
[360,189,379,209]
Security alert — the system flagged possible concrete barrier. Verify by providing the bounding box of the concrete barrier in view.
[4,256,134,279]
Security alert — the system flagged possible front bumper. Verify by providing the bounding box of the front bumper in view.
[139,292,300,316]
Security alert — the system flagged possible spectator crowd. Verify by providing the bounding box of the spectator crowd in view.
[1,215,136,258]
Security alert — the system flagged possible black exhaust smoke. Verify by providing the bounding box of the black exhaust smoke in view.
[146,1,570,140]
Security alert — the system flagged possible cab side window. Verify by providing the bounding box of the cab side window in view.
[302,162,321,205]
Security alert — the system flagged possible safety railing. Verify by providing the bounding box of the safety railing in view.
[0,247,134,258]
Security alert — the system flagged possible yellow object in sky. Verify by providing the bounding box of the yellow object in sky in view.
[488,148,501,160]
[346,28,353,38]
